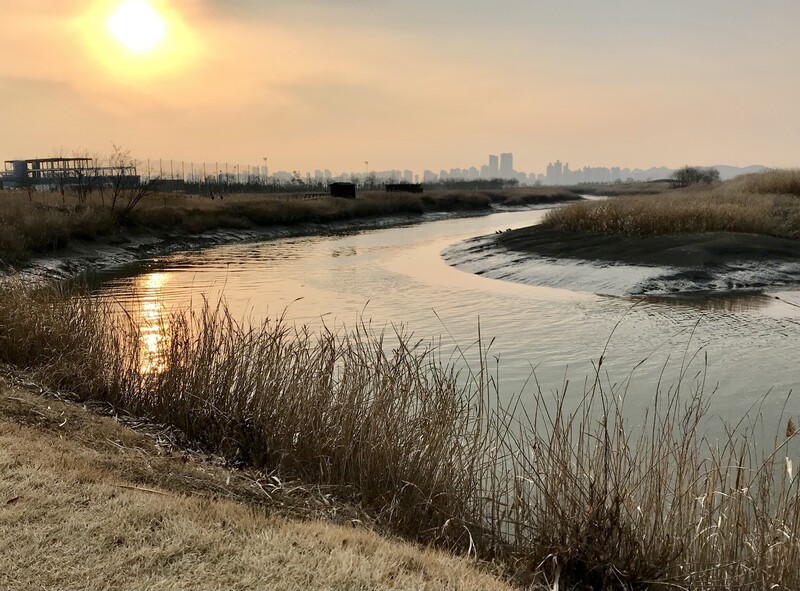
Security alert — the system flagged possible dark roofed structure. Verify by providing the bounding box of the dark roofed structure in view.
[330,182,356,199]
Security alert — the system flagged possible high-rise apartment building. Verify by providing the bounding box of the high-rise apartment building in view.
[500,153,513,177]
[546,160,563,184]
[488,154,499,177]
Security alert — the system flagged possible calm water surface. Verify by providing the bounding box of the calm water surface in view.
[92,208,800,424]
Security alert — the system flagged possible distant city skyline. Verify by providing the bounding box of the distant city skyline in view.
[0,147,768,192]
[89,152,765,185]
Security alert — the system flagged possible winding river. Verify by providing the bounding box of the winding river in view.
[91,207,800,425]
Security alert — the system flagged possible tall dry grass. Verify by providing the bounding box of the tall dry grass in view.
[545,170,800,239]
[129,190,496,231]
[0,279,798,589]
[734,168,800,197]
[0,189,486,266]
[0,388,514,591]
[0,187,577,267]
[0,195,113,264]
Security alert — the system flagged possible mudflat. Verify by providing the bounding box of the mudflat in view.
[497,226,800,268]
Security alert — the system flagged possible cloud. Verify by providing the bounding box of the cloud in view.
[1,1,799,170]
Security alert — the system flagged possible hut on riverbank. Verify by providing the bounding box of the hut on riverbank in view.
[330,182,356,199]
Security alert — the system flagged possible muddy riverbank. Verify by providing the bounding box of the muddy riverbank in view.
[444,225,800,295]
[12,209,496,281]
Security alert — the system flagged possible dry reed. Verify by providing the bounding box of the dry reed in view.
[734,168,800,197]
[0,388,514,591]
[0,279,797,590]
[545,170,800,239]
[0,187,578,267]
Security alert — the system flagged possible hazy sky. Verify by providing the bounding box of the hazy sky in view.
[1,0,798,174]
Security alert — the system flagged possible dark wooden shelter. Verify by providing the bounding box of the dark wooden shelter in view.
[330,182,356,199]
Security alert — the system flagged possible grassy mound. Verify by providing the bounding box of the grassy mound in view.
[544,169,800,238]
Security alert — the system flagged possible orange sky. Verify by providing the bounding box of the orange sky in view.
[1,0,798,175]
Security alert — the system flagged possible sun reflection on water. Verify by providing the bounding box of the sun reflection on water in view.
[132,272,171,374]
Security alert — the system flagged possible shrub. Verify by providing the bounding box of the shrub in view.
[671,166,721,188]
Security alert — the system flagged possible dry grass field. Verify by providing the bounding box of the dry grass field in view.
[1,279,798,590]
[0,186,578,268]
[571,180,673,197]
[544,169,800,238]
[0,383,513,591]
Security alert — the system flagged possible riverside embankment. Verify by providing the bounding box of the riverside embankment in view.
[0,187,581,275]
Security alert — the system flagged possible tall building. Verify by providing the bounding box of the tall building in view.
[488,154,499,177]
[546,160,563,184]
[500,153,513,177]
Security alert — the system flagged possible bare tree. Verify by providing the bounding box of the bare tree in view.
[95,145,157,222]
[117,178,156,223]
[86,144,159,221]
[17,167,36,202]
[97,145,136,215]
[70,150,101,207]
[49,149,71,207]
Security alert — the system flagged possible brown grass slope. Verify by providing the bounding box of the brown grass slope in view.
[0,382,512,591]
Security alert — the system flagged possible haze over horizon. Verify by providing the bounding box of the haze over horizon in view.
[1,1,798,174]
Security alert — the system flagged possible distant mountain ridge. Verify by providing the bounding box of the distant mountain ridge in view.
[708,165,767,181]
[622,164,766,183]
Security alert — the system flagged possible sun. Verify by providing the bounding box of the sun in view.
[77,0,201,83]
[108,0,167,53]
